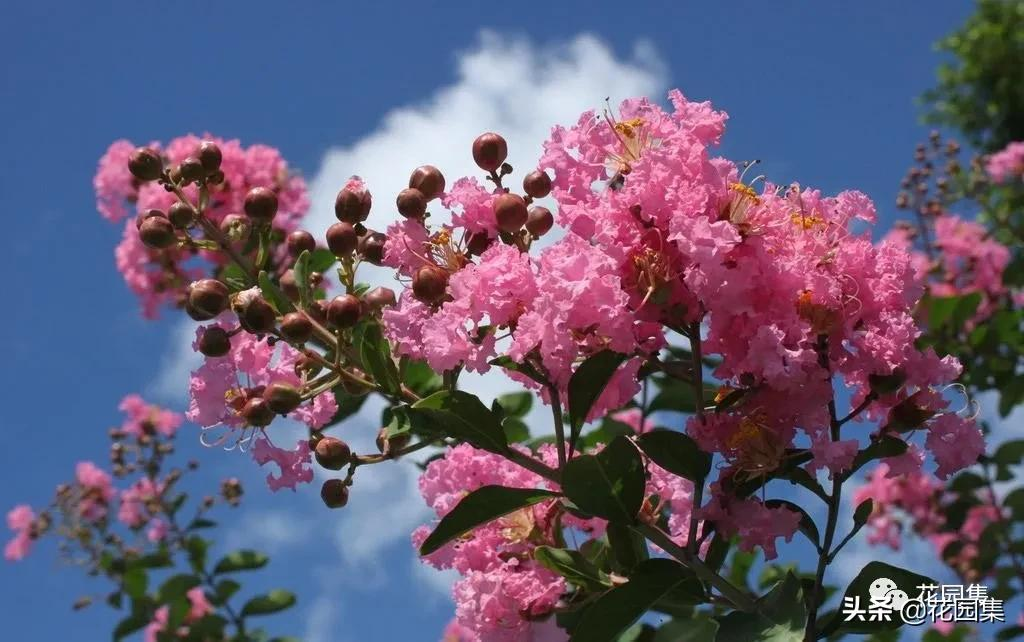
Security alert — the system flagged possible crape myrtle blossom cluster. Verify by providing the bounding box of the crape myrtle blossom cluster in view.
[78,89,992,641]
[3,397,299,642]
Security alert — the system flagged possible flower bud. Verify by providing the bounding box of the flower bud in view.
[314,437,352,470]
[472,132,508,172]
[287,230,317,257]
[294,353,322,379]
[235,289,277,334]
[886,393,936,432]
[525,206,553,237]
[523,169,552,198]
[197,141,222,173]
[320,479,349,508]
[494,193,528,233]
[241,397,274,427]
[466,231,493,256]
[139,215,176,249]
[197,326,231,357]
[326,222,358,256]
[334,185,372,224]
[263,382,302,414]
[219,213,250,242]
[364,286,396,309]
[167,201,195,229]
[376,427,411,457]
[412,265,449,304]
[326,294,362,328]
[179,156,205,184]
[396,188,427,219]
[278,269,300,301]
[409,165,445,201]
[244,187,278,222]
[280,312,313,343]
[187,279,230,320]
[358,230,387,265]
[128,147,163,182]
[135,208,164,229]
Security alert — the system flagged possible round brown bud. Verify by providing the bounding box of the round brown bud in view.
[179,156,205,184]
[279,269,300,301]
[237,292,277,334]
[364,286,396,309]
[376,427,411,457]
[326,222,358,256]
[167,201,195,229]
[334,185,372,224]
[412,265,449,304]
[187,279,230,320]
[197,326,231,357]
[326,294,362,328]
[280,312,313,343]
[409,165,446,201]
[396,188,427,219]
[197,141,222,173]
[472,132,508,172]
[263,382,302,415]
[294,353,323,379]
[287,230,317,257]
[466,231,493,256]
[358,230,387,265]
[241,397,275,427]
[320,479,349,508]
[138,215,176,249]
[525,206,553,238]
[244,187,279,222]
[523,170,552,198]
[128,147,163,182]
[494,193,528,233]
[219,213,250,242]
[314,437,352,470]
[135,208,165,230]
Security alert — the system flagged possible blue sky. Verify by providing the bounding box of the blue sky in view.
[0,2,998,640]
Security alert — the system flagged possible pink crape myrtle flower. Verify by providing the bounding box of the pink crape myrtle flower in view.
[251,438,313,492]
[75,461,114,521]
[144,587,213,642]
[4,505,35,561]
[700,495,800,560]
[119,394,183,438]
[986,141,1024,182]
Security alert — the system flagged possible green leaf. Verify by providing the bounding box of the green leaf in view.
[853,499,873,527]
[653,617,719,642]
[1004,488,1024,521]
[186,536,208,573]
[113,612,150,641]
[716,572,806,641]
[213,550,269,574]
[607,522,649,573]
[845,436,908,479]
[993,439,1024,466]
[534,546,612,591]
[307,248,337,274]
[562,435,645,523]
[419,486,560,555]
[330,387,368,424]
[411,390,509,454]
[220,263,249,292]
[358,322,401,395]
[648,378,716,413]
[122,567,147,600]
[240,589,297,616]
[489,355,546,385]
[636,429,711,482]
[293,249,312,309]
[214,579,241,606]
[568,351,627,452]
[496,392,533,417]
[258,270,288,314]
[503,417,531,443]
[821,561,936,636]
[570,559,704,642]
[155,574,200,604]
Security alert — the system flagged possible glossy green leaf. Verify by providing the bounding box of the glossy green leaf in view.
[241,589,297,616]
[420,486,560,555]
[358,322,401,395]
[411,390,508,454]
[568,351,627,451]
[570,559,704,642]
[636,429,711,482]
[534,546,612,591]
[213,550,268,574]
[562,436,645,523]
